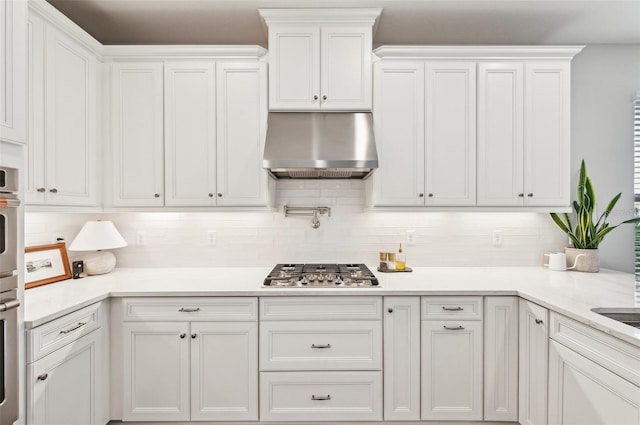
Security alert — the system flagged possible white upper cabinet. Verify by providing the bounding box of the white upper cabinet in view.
[371,61,425,206]
[111,62,165,207]
[260,9,380,111]
[425,62,476,206]
[216,62,269,206]
[0,0,27,145]
[164,61,217,206]
[478,60,571,207]
[26,13,98,206]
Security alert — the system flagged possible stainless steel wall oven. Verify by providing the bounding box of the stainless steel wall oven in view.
[0,166,20,425]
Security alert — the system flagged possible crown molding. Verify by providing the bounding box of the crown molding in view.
[373,45,585,60]
[102,45,268,61]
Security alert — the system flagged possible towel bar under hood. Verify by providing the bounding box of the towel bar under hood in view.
[263,112,378,179]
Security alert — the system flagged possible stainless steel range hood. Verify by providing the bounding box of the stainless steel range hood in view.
[263,112,378,179]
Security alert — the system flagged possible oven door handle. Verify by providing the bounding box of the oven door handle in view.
[0,298,20,312]
[0,198,20,208]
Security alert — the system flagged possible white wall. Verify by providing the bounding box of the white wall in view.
[570,44,640,273]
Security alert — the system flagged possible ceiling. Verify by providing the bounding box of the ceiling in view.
[45,0,640,46]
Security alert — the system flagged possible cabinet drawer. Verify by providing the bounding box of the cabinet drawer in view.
[260,296,381,321]
[550,312,640,386]
[27,301,103,363]
[421,296,483,320]
[260,321,382,371]
[122,297,258,322]
[260,371,382,421]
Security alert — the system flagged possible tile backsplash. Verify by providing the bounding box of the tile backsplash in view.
[25,180,567,268]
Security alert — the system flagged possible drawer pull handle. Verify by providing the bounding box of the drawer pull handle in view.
[443,325,465,331]
[37,373,48,381]
[178,307,200,313]
[442,306,464,311]
[311,394,331,401]
[311,343,331,349]
[59,322,87,335]
[535,319,544,324]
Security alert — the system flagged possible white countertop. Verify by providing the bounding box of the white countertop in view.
[23,266,640,347]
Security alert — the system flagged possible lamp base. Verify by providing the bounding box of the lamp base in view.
[84,251,116,275]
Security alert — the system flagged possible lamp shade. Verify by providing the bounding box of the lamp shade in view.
[68,221,128,251]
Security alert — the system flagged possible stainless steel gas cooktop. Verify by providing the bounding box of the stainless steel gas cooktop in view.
[263,264,379,288]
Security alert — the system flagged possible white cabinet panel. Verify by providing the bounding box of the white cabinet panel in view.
[524,62,571,206]
[519,299,549,425]
[383,296,420,421]
[164,61,217,206]
[111,62,164,206]
[371,62,425,206]
[548,340,640,425]
[191,321,258,421]
[122,322,190,421]
[216,62,269,206]
[477,62,524,206]
[0,0,27,145]
[425,62,476,206]
[484,296,519,421]
[421,320,483,421]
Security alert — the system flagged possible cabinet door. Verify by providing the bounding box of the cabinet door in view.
[164,61,217,206]
[320,25,372,110]
[383,297,420,420]
[425,62,476,206]
[216,62,269,206]
[519,299,549,425]
[421,320,483,420]
[372,62,425,206]
[524,61,571,206]
[122,322,190,421]
[190,322,258,421]
[0,0,27,144]
[268,25,320,110]
[28,331,101,425]
[477,62,524,206]
[484,296,519,421]
[44,26,97,205]
[548,340,640,425]
[111,62,164,206]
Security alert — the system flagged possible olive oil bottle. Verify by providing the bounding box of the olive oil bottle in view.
[395,244,406,271]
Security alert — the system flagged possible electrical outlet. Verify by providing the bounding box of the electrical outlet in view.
[492,230,502,247]
[207,230,217,246]
[406,230,416,246]
[136,231,147,246]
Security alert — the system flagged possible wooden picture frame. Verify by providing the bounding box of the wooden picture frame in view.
[25,243,72,289]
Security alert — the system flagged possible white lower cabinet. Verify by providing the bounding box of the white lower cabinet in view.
[519,299,549,425]
[121,297,258,422]
[383,296,421,421]
[26,301,108,425]
[421,296,483,421]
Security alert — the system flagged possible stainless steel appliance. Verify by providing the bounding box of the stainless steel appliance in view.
[0,166,20,425]
[263,264,379,287]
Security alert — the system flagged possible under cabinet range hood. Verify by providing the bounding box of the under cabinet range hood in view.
[263,112,378,179]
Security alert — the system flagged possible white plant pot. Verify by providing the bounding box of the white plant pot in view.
[565,247,599,273]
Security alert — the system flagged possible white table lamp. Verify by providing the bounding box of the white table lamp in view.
[68,220,128,275]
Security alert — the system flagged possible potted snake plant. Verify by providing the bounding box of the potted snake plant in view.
[550,160,640,272]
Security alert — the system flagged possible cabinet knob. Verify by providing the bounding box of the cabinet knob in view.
[388,308,393,313]
[49,188,58,193]
[535,319,543,325]
[191,333,197,339]
[313,95,318,100]
[322,95,327,101]
[217,193,222,197]
[428,193,433,197]
[419,193,424,197]
[154,193,160,198]
[527,193,534,197]
[208,193,214,198]
[179,333,186,339]
[518,193,524,197]
[37,187,46,193]
[37,373,48,381]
